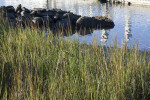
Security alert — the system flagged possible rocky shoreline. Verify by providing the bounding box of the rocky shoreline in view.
[0,4,115,33]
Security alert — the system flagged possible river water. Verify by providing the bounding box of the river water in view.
[1,0,150,50]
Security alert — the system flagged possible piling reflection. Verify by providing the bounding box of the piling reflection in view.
[124,7,132,42]
[100,29,109,43]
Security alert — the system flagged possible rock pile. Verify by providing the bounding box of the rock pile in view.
[0,4,115,32]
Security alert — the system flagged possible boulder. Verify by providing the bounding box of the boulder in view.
[16,20,25,27]
[15,4,22,13]
[33,8,46,12]
[9,18,17,26]
[6,6,15,13]
[76,16,95,29]
[53,13,62,22]
[51,8,67,15]
[16,16,28,26]
[0,5,115,31]
[0,6,6,13]
[93,16,115,29]
[32,17,43,26]
[63,13,81,24]
[55,18,73,29]
[2,12,16,19]
[76,16,114,29]
[22,7,30,13]
[21,11,31,19]
[42,16,53,26]
[41,12,55,17]
[30,10,38,17]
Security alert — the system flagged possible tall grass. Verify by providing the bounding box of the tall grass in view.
[0,16,150,100]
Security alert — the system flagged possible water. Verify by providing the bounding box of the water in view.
[1,0,150,50]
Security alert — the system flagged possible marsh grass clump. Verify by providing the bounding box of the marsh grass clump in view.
[0,16,150,100]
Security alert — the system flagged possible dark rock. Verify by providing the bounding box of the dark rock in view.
[16,16,27,25]
[76,16,114,29]
[36,10,43,17]
[15,4,22,13]
[42,16,53,26]
[7,13,16,19]
[33,8,46,12]
[0,5,115,31]
[41,12,55,17]
[9,19,17,26]
[22,7,30,13]
[30,10,38,17]
[21,11,31,19]
[93,16,115,29]
[16,20,25,27]
[32,17,43,26]
[63,13,81,24]
[51,8,67,15]
[76,16,95,29]
[0,6,6,13]
[2,12,16,19]
[43,16,53,22]
[56,9,68,15]
[16,16,26,21]
[53,14,61,21]
[17,10,21,14]
[6,6,15,13]
[55,18,73,29]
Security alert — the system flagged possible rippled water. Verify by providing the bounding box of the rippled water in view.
[1,0,150,50]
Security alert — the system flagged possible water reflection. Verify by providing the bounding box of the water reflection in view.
[0,0,150,50]
[124,7,132,42]
[100,29,109,43]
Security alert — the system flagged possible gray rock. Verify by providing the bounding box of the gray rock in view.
[8,13,16,19]
[55,18,73,29]
[30,10,38,17]
[42,16,53,26]
[22,7,30,13]
[76,16,114,29]
[16,20,25,27]
[63,13,81,24]
[32,17,43,26]
[17,10,21,14]
[0,6,6,12]
[53,14,61,21]
[16,16,27,25]
[36,10,43,17]
[51,9,67,15]
[43,16,53,22]
[6,6,15,13]
[93,16,115,29]
[2,12,16,19]
[15,4,22,13]
[76,16,95,29]
[8,19,17,26]
[33,8,46,12]
[21,11,31,19]
[41,12,55,17]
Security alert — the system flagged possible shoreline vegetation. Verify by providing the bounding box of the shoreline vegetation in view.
[0,5,150,100]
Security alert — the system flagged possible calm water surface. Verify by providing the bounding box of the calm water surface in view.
[1,0,150,50]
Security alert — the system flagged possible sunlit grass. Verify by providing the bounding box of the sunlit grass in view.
[0,15,150,100]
